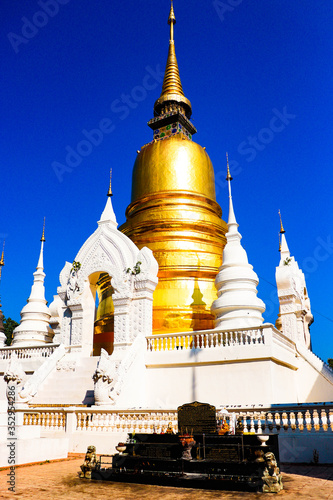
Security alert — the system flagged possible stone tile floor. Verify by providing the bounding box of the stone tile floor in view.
[0,457,332,499]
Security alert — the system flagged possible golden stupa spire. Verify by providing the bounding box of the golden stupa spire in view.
[0,240,4,282]
[41,217,46,242]
[154,1,192,118]
[107,169,113,197]
[120,2,228,335]
[278,210,285,234]
[226,152,233,181]
[169,0,176,41]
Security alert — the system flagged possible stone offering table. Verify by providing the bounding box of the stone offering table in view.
[90,432,282,492]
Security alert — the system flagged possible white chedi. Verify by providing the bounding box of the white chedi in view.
[275,223,313,347]
[12,231,54,346]
[211,164,265,329]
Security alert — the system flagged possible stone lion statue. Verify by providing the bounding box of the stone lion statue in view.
[262,451,283,493]
[79,445,98,479]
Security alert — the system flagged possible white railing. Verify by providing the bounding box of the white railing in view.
[19,405,333,435]
[76,410,178,433]
[218,407,333,434]
[146,327,265,352]
[0,344,83,360]
[296,343,333,383]
[23,411,66,430]
[0,344,61,360]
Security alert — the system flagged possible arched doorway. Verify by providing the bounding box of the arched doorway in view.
[93,272,114,356]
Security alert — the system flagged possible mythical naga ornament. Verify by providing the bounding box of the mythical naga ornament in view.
[4,352,28,403]
[92,349,118,405]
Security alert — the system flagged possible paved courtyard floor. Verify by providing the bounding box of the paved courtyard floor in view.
[0,457,332,499]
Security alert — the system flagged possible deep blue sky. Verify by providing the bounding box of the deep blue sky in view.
[1,1,333,362]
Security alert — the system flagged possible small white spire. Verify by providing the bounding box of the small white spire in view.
[280,233,290,261]
[0,240,5,347]
[211,155,265,329]
[98,170,118,227]
[12,223,54,346]
[226,152,237,229]
[278,211,290,262]
[275,213,313,347]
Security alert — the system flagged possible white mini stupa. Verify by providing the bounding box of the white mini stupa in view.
[275,211,313,347]
[211,154,266,329]
[0,242,6,347]
[12,220,54,346]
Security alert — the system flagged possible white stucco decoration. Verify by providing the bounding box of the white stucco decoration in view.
[211,172,265,329]
[275,230,313,347]
[48,195,158,355]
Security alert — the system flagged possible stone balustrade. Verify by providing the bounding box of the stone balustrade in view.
[0,344,83,360]
[146,327,266,352]
[23,410,66,430]
[19,405,333,435]
[217,407,333,434]
[0,344,61,360]
[76,410,178,433]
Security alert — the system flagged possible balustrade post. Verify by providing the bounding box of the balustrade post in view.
[257,413,262,434]
[282,412,289,431]
[249,414,255,433]
[267,412,273,432]
[313,410,320,431]
[65,408,78,435]
[321,409,328,431]
[297,411,304,431]
[305,410,312,431]
[63,408,78,452]
[242,414,248,433]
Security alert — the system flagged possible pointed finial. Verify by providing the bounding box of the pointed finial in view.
[41,218,46,242]
[226,152,233,181]
[153,1,192,119]
[0,240,4,285]
[0,240,4,267]
[168,0,176,41]
[278,210,285,234]
[107,169,113,197]
[279,232,281,252]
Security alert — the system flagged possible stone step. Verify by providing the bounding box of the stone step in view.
[32,355,98,405]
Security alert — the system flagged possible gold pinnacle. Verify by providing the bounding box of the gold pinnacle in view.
[0,240,4,266]
[154,0,192,118]
[278,210,285,234]
[107,169,113,197]
[41,217,46,242]
[279,232,281,252]
[168,0,176,41]
[0,240,4,283]
[226,152,233,181]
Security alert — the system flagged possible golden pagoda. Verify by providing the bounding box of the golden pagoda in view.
[119,2,227,333]
[95,3,227,342]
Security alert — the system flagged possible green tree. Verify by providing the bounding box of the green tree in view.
[328,359,333,370]
[3,317,18,346]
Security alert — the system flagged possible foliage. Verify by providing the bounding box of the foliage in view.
[3,316,18,346]
[328,358,333,370]
[126,261,142,276]
[71,261,81,273]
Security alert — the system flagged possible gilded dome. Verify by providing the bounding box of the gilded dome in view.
[131,136,216,203]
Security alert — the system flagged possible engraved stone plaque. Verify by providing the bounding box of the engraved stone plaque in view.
[178,401,217,434]
[206,446,241,462]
